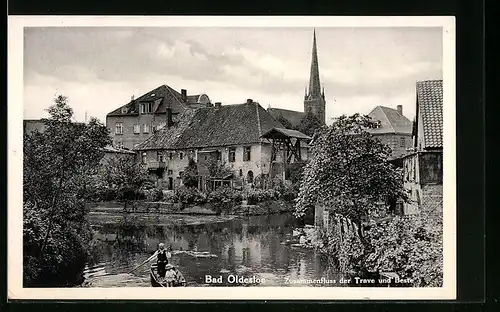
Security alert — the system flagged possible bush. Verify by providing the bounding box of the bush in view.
[143,187,163,201]
[246,188,278,205]
[173,187,207,206]
[206,186,242,214]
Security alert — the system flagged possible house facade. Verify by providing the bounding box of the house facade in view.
[401,80,443,215]
[134,100,309,191]
[367,105,413,159]
[106,85,211,150]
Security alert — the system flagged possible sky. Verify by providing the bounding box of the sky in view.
[23,27,443,124]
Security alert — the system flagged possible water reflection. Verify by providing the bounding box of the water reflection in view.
[84,213,340,287]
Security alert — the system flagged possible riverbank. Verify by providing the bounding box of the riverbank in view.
[87,199,295,216]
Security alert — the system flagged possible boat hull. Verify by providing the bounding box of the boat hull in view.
[150,264,187,287]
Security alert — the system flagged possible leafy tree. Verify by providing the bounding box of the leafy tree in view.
[23,95,111,286]
[205,157,233,178]
[97,155,151,201]
[182,157,199,188]
[295,114,408,248]
[276,114,294,129]
[294,112,323,137]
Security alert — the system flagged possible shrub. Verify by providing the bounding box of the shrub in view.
[143,187,163,201]
[173,187,206,206]
[206,186,242,214]
[246,188,278,205]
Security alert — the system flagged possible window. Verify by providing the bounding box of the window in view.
[121,107,128,114]
[141,152,147,164]
[239,169,243,177]
[229,148,236,162]
[247,170,254,183]
[180,152,184,160]
[116,142,124,149]
[133,124,140,134]
[204,155,207,161]
[140,102,153,114]
[400,137,406,147]
[143,124,150,134]
[151,124,157,133]
[168,153,173,160]
[216,151,222,162]
[115,122,123,135]
[243,146,251,161]
[157,151,164,162]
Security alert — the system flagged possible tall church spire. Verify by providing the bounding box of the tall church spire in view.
[308,28,321,97]
[303,29,326,124]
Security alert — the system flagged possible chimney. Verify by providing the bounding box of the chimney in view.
[215,102,222,108]
[131,95,135,101]
[246,99,253,104]
[166,107,173,128]
[397,105,403,115]
[181,89,187,101]
[206,102,213,107]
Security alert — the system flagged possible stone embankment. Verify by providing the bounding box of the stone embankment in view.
[87,199,295,216]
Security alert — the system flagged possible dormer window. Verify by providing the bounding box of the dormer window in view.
[121,107,128,114]
[140,102,153,114]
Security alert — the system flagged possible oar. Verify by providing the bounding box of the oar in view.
[128,251,158,274]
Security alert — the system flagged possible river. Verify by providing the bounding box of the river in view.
[82,212,343,287]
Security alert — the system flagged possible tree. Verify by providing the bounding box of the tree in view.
[276,114,294,129]
[205,157,233,178]
[295,114,408,248]
[97,155,151,201]
[294,112,323,137]
[23,95,111,286]
[182,157,199,188]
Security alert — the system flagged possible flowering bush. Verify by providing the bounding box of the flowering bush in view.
[143,187,163,201]
[206,186,243,214]
[246,188,279,205]
[173,187,207,205]
[363,214,443,287]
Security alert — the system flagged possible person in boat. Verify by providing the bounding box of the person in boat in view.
[155,243,171,278]
[164,263,176,287]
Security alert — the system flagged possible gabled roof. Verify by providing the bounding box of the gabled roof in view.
[107,85,207,117]
[367,106,412,135]
[416,80,443,149]
[134,102,283,151]
[261,127,312,141]
[102,146,136,155]
[267,108,305,128]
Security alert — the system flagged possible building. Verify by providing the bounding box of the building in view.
[134,99,309,191]
[105,85,211,150]
[367,105,413,159]
[101,145,136,165]
[267,29,326,127]
[401,80,443,215]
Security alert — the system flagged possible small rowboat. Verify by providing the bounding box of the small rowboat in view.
[150,263,187,287]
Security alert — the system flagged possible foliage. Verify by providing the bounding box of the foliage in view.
[246,188,279,205]
[294,111,323,137]
[276,115,294,129]
[94,155,150,202]
[23,95,111,286]
[205,157,233,178]
[182,157,199,188]
[295,114,408,231]
[364,213,443,287]
[143,187,164,201]
[173,187,207,206]
[207,186,243,214]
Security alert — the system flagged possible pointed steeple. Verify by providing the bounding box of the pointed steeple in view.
[308,28,321,97]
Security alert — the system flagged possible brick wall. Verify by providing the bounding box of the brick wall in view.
[375,133,412,158]
[106,113,171,150]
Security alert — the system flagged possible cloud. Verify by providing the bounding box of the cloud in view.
[23,26,442,124]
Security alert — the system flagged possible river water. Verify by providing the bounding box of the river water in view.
[82,212,343,287]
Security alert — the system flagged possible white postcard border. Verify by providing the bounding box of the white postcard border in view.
[8,15,456,300]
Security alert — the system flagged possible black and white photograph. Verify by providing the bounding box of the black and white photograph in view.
[8,16,456,300]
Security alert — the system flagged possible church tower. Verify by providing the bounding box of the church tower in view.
[304,29,326,124]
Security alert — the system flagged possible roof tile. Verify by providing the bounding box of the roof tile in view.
[416,80,443,149]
